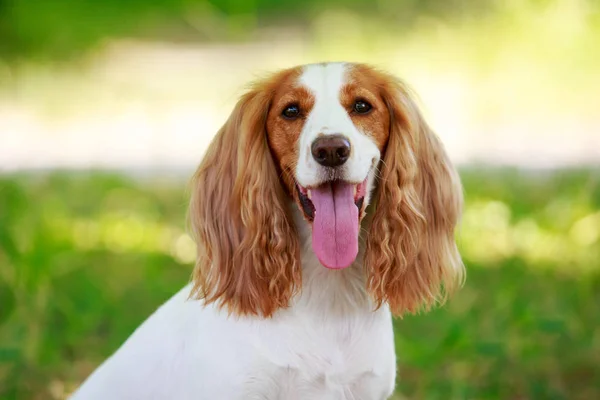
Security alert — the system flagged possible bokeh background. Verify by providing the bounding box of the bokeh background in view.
[1,0,599,399]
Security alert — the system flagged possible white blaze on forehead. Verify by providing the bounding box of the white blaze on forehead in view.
[299,62,348,133]
[295,62,381,189]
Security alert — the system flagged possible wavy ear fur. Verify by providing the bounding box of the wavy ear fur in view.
[365,77,465,316]
[189,84,300,317]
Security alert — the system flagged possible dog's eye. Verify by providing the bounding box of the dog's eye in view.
[282,104,300,119]
[353,100,372,114]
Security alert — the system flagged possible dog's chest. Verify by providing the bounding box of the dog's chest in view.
[273,347,393,400]
[243,311,396,399]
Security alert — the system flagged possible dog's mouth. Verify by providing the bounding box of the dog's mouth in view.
[296,179,367,270]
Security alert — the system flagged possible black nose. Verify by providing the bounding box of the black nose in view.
[311,135,351,167]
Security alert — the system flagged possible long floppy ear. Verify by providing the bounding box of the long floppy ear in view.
[188,86,300,317]
[365,78,465,316]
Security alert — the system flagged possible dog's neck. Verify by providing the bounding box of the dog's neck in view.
[289,203,374,316]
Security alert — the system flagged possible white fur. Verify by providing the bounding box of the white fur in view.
[296,63,381,207]
[71,208,396,400]
[71,63,397,400]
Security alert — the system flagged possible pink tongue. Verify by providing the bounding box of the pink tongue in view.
[310,182,359,269]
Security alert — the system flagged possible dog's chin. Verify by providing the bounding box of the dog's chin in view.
[294,178,368,269]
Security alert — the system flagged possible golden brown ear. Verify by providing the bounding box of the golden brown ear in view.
[188,87,300,317]
[365,78,465,316]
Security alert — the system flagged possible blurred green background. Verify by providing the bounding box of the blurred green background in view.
[1,1,599,399]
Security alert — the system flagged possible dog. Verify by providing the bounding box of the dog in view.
[71,62,464,400]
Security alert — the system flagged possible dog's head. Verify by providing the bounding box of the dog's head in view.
[189,62,464,317]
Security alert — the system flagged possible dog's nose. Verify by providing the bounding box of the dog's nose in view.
[311,135,351,168]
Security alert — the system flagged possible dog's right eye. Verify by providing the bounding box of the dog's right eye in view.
[282,104,300,120]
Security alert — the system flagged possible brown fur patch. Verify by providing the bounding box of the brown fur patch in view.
[342,65,392,151]
[265,69,315,197]
[188,66,305,317]
[356,65,465,316]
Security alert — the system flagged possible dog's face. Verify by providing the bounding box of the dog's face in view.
[266,63,390,269]
[190,62,464,317]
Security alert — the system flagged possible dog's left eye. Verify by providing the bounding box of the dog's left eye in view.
[353,100,372,114]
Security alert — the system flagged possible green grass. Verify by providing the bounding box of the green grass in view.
[0,169,599,399]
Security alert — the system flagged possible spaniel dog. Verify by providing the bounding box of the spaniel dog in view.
[72,62,464,400]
